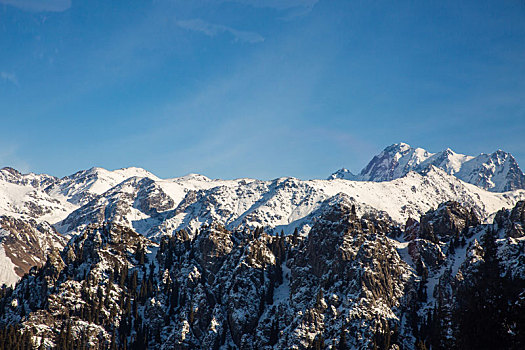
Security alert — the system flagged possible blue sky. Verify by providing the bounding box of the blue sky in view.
[0,0,524,179]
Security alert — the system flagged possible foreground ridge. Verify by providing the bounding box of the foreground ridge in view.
[0,200,524,349]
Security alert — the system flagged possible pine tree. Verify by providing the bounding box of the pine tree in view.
[269,319,279,346]
[292,227,299,245]
[454,229,508,349]
[338,328,348,350]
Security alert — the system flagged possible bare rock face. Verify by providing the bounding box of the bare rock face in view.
[41,247,65,283]
[0,216,66,283]
[404,217,420,241]
[494,200,525,238]
[408,239,446,270]
[508,201,525,238]
[420,201,479,242]
[133,178,175,216]
[194,224,233,277]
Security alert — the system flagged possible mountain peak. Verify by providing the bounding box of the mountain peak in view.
[387,142,412,151]
[327,168,355,180]
[175,173,211,182]
[0,167,21,177]
[356,142,432,182]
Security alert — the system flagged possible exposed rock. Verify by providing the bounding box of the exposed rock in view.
[0,216,66,285]
[494,200,525,238]
[420,201,479,242]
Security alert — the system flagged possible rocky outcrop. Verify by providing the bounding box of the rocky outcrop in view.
[420,201,479,242]
[494,200,525,238]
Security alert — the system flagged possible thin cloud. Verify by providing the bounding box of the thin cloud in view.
[226,0,318,10]
[177,19,264,44]
[0,143,30,173]
[0,71,19,86]
[0,0,71,12]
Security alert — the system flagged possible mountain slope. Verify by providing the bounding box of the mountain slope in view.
[59,167,525,239]
[0,158,524,289]
[0,216,67,287]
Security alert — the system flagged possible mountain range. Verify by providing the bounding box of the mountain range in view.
[0,143,524,349]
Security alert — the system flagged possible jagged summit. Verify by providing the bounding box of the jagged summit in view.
[329,142,525,192]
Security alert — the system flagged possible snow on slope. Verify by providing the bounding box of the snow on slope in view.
[1,163,524,241]
[0,180,76,223]
[58,166,525,239]
[45,166,159,206]
[0,243,19,287]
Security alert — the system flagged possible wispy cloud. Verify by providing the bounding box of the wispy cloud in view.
[177,19,264,44]
[227,0,318,10]
[0,143,30,173]
[0,71,19,86]
[0,0,71,12]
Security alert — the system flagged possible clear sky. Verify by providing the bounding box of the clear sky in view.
[1,0,524,180]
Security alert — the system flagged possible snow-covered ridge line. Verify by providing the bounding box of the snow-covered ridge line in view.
[330,142,525,192]
[1,152,525,242]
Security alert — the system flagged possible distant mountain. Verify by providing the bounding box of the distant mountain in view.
[45,166,159,206]
[57,167,525,240]
[329,142,525,192]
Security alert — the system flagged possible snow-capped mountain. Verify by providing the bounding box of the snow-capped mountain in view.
[0,144,524,288]
[330,142,525,192]
[56,167,525,240]
[45,166,159,206]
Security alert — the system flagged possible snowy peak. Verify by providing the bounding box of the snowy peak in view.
[419,148,474,175]
[357,143,433,182]
[331,142,525,192]
[45,166,159,205]
[0,167,58,190]
[171,173,212,183]
[456,150,525,192]
[327,168,355,180]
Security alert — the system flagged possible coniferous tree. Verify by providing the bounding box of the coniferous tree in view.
[454,229,508,349]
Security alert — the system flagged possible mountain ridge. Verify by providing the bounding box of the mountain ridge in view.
[329,142,525,192]
[0,145,524,288]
